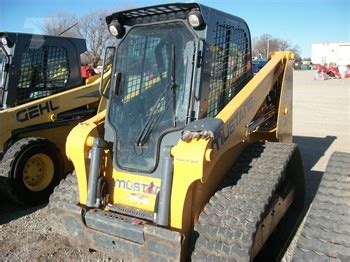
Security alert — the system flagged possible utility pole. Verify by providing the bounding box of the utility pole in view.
[266,38,270,58]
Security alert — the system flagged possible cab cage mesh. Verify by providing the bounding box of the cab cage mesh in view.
[120,35,167,103]
[124,5,189,18]
[207,24,251,117]
[107,3,197,26]
[16,45,70,106]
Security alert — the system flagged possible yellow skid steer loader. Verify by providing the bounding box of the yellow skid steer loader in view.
[49,3,305,260]
[0,32,110,205]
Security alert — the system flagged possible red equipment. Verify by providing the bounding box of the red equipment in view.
[81,65,95,79]
[345,65,350,78]
[326,65,341,78]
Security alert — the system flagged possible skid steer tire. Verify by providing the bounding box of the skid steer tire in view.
[0,137,64,205]
[191,142,305,261]
[293,152,350,261]
[48,172,79,237]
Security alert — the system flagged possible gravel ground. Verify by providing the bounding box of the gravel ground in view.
[0,70,349,261]
[0,202,115,261]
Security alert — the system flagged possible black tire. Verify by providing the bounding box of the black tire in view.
[293,152,350,261]
[191,142,305,261]
[48,172,79,236]
[0,137,64,205]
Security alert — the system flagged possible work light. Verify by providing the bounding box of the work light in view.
[1,37,8,45]
[187,10,204,29]
[108,21,125,38]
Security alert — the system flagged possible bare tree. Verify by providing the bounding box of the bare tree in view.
[42,11,79,37]
[76,10,115,67]
[253,34,301,60]
[41,10,116,66]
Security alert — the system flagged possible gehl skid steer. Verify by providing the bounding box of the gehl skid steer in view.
[0,32,110,205]
[49,3,305,261]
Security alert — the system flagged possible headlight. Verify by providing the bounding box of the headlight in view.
[108,20,125,38]
[108,24,119,36]
[187,10,204,29]
[1,37,8,45]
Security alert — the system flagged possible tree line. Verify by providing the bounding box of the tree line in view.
[252,34,301,60]
[42,10,117,67]
[42,11,301,66]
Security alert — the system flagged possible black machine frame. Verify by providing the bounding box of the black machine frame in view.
[0,32,87,108]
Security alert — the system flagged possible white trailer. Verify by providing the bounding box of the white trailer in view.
[311,42,350,66]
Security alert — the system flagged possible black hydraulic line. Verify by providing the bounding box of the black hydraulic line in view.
[86,138,105,208]
[156,146,173,226]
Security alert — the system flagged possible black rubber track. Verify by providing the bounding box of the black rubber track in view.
[293,151,350,261]
[48,172,79,237]
[191,142,304,261]
[0,137,63,205]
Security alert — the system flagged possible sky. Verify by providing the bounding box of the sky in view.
[0,0,349,58]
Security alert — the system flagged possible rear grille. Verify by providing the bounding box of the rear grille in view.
[107,204,154,222]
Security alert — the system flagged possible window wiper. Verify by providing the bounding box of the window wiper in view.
[135,44,177,148]
[170,44,176,128]
[135,82,175,148]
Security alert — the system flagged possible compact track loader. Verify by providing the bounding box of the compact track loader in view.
[49,3,305,260]
[0,32,110,205]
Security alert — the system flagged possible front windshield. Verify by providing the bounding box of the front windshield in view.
[107,22,194,172]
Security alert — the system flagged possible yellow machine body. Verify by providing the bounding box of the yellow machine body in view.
[0,73,110,161]
[51,3,302,260]
[67,52,293,234]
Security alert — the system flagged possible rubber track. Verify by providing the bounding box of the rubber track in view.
[47,173,79,236]
[0,137,45,203]
[293,152,350,261]
[191,142,299,261]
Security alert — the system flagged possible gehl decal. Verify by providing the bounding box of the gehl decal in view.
[16,101,59,122]
[212,97,253,151]
[115,179,160,195]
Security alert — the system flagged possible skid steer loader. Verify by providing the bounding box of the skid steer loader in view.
[49,3,305,260]
[0,32,110,205]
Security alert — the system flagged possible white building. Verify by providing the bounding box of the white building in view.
[311,42,350,66]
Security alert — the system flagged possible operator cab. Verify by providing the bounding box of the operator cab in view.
[107,21,195,172]
[105,3,252,175]
[0,32,87,109]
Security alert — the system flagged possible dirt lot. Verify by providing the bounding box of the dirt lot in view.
[0,70,349,261]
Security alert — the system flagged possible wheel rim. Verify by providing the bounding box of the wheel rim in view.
[22,153,54,192]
